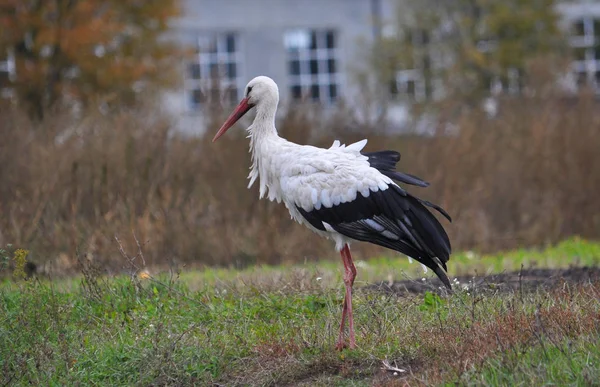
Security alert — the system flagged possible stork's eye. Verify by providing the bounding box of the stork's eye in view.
[246,86,253,95]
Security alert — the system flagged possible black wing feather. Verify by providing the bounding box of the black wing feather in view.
[383,171,430,188]
[363,151,430,188]
[362,151,400,170]
[296,149,453,289]
[296,188,452,289]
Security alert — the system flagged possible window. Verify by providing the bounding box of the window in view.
[284,29,340,103]
[390,69,427,101]
[574,46,587,61]
[573,20,585,38]
[388,26,440,102]
[576,71,587,87]
[184,33,242,110]
[408,29,430,46]
[570,18,600,92]
[0,66,9,86]
[506,67,521,95]
[0,51,15,98]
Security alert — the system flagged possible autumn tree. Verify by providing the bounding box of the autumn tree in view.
[0,0,181,119]
[372,0,568,110]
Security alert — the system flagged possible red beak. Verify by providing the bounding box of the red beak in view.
[212,97,254,142]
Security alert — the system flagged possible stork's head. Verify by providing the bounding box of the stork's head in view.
[212,76,279,142]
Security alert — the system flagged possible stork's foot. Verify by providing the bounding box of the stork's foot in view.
[349,337,356,349]
[335,339,356,351]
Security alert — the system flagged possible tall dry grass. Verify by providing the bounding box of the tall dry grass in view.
[0,93,598,275]
[419,95,600,250]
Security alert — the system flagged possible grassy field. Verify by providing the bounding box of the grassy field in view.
[179,237,600,290]
[1,238,600,386]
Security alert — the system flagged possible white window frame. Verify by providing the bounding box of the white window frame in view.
[393,69,427,102]
[389,26,437,102]
[184,32,244,112]
[284,29,340,104]
[569,17,600,91]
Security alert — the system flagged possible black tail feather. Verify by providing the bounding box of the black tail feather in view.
[363,149,452,286]
[382,171,430,187]
[434,266,452,290]
[363,151,430,188]
[362,150,400,169]
[418,198,452,222]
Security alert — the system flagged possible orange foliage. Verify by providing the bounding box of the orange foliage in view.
[0,0,182,118]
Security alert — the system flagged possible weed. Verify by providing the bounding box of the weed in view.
[419,291,449,328]
[0,244,11,272]
[11,249,29,280]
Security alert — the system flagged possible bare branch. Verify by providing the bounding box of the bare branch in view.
[381,359,407,374]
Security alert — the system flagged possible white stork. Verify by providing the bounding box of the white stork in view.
[212,76,452,350]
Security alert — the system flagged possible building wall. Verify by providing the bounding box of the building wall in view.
[167,0,600,135]
[176,0,376,87]
[557,1,600,91]
[557,0,600,22]
[168,0,380,135]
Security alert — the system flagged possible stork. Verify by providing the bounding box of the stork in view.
[212,76,452,350]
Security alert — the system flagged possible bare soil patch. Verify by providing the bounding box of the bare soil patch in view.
[365,266,600,296]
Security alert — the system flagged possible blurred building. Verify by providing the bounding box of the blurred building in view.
[166,0,391,134]
[166,0,600,135]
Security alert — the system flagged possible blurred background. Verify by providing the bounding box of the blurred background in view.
[0,0,599,275]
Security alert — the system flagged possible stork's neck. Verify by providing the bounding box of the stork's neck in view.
[248,100,281,155]
[250,102,278,141]
[247,101,283,198]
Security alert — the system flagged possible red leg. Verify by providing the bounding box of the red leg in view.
[336,290,348,350]
[336,244,357,350]
[343,245,357,349]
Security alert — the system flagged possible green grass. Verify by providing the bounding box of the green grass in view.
[178,237,600,291]
[460,335,600,386]
[12,237,598,293]
[1,238,599,386]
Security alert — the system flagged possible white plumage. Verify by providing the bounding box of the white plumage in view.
[251,135,393,246]
[212,75,452,350]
